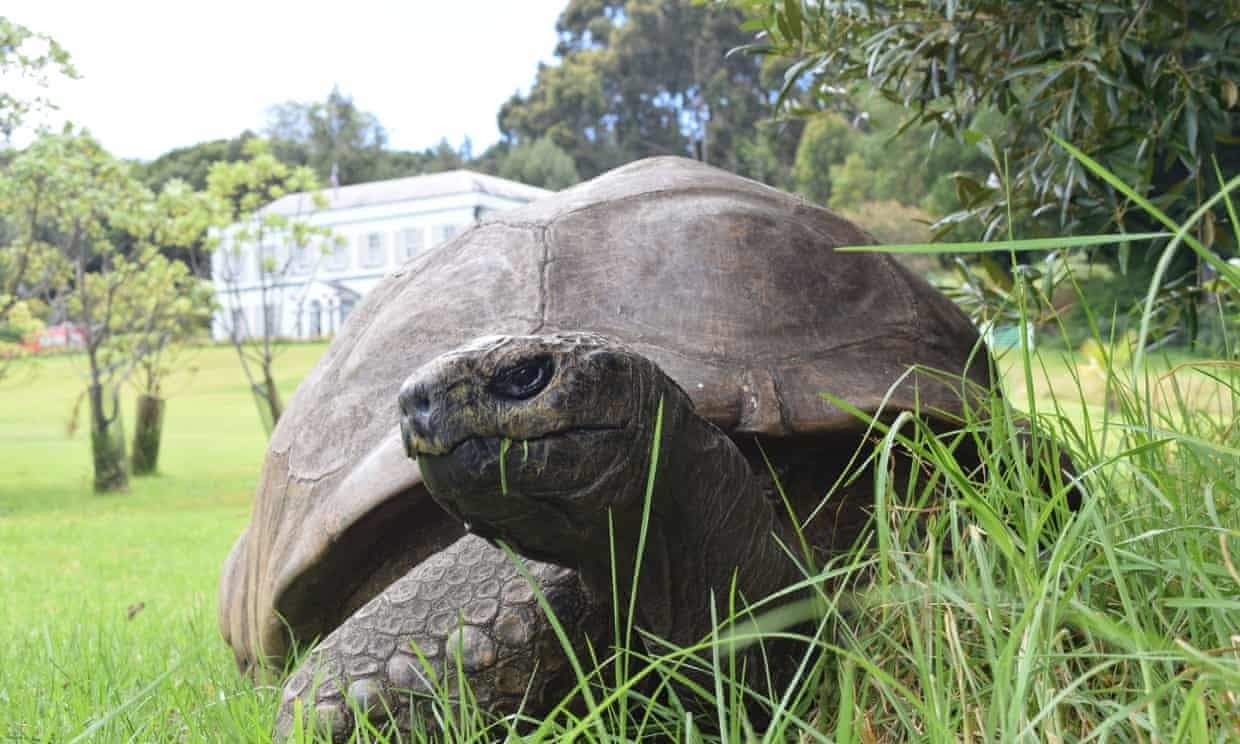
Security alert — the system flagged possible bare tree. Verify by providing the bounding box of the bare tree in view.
[207,139,335,434]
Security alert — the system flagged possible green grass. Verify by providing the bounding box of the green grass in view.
[2,334,1237,742]
[0,343,327,742]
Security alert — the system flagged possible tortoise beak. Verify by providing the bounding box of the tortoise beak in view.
[399,411,415,459]
[398,379,436,456]
[398,363,476,457]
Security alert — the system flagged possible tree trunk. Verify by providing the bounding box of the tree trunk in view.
[88,383,129,493]
[252,374,284,437]
[131,393,165,475]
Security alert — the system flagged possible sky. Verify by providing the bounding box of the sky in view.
[4,1,567,161]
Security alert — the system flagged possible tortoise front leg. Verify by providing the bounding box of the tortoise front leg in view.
[274,535,607,741]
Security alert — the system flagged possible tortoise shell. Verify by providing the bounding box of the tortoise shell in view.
[219,156,990,671]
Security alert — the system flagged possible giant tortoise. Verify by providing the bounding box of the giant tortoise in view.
[218,157,1065,737]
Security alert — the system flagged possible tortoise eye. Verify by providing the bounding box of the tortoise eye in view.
[490,355,554,400]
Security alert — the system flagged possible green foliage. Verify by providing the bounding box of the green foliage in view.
[207,138,322,221]
[497,136,581,190]
[735,0,1238,349]
[137,90,480,203]
[133,133,259,192]
[790,112,858,204]
[0,129,213,490]
[836,200,934,246]
[499,48,626,179]
[267,86,389,186]
[500,0,799,182]
[735,0,1239,256]
[0,299,42,367]
[787,97,999,246]
[114,252,214,399]
[265,89,473,186]
[790,95,1002,218]
[17,135,213,382]
[0,16,76,141]
[0,299,41,341]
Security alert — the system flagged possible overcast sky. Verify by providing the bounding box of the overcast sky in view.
[4,1,566,160]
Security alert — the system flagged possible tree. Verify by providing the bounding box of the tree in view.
[0,17,76,143]
[1,130,204,492]
[734,1,1239,261]
[133,133,258,192]
[128,135,257,278]
[207,139,335,435]
[266,87,388,186]
[499,0,799,182]
[0,181,62,379]
[820,99,1001,217]
[498,137,580,190]
[0,298,42,372]
[140,93,475,197]
[499,49,618,178]
[265,89,474,186]
[114,182,215,474]
[790,112,860,205]
[0,17,74,377]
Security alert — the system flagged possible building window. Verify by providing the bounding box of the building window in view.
[360,232,385,268]
[398,228,424,261]
[325,239,349,271]
[340,298,355,325]
[431,224,460,248]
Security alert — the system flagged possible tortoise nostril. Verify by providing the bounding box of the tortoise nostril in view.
[399,384,433,421]
[411,393,430,414]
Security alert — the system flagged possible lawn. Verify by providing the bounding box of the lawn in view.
[0,343,327,741]
[1,339,1238,742]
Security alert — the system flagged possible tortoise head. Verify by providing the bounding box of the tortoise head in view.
[399,332,684,569]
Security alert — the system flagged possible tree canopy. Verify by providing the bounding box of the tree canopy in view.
[734,0,1239,257]
[0,17,76,142]
[135,91,474,197]
[498,136,581,190]
[134,133,259,192]
[1,129,214,489]
[499,0,801,182]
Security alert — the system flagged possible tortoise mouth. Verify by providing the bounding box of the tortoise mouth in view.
[418,425,628,488]
[415,423,628,460]
[417,427,629,532]
[444,420,624,449]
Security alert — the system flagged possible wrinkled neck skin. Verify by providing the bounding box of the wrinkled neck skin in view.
[582,402,805,652]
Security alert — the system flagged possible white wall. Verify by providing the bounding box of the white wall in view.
[211,191,530,341]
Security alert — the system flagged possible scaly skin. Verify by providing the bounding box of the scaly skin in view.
[275,535,607,739]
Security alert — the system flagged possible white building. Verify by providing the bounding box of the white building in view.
[211,170,550,341]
